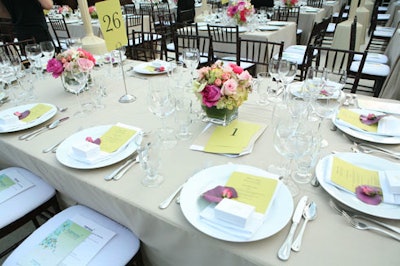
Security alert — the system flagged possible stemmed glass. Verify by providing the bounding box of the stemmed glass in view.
[268,59,281,96]
[25,43,43,77]
[272,116,313,197]
[63,69,89,117]
[278,60,297,103]
[182,48,200,83]
[148,78,177,149]
[40,41,55,63]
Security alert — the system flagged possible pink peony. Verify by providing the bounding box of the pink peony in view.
[201,85,221,107]
[46,58,64,78]
[77,58,94,72]
[221,79,238,96]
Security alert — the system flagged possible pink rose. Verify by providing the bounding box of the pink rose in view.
[77,58,94,72]
[63,61,73,71]
[88,6,96,13]
[201,85,221,107]
[221,79,238,96]
[46,58,64,78]
[229,63,243,74]
[214,78,222,87]
[238,70,252,81]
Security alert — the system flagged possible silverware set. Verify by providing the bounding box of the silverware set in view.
[351,142,400,159]
[18,117,69,141]
[329,200,400,241]
[104,150,139,181]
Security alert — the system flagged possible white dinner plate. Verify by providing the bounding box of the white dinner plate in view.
[258,25,280,31]
[133,61,169,75]
[316,153,400,219]
[267,21,288,26]
[332,108,400,144]
[180,164,294,242]
[0,103,57,133]
[289,81,341,99]
[56,125,141,169]
[65,19,81,24]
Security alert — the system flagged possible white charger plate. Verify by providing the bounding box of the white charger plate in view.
[0,103,57,133]
[316,153,400,219]
[258,25,280,31]
[180,164,293,242]
[133,61,169,75]
[56,125,141,169]
[267,21,288,26]
[333,108,400,144]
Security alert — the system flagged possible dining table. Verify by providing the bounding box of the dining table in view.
[1,59,400,266]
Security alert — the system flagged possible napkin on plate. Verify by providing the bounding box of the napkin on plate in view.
[326,156,400,205]
[335,108,400,137]
[69,123,140,164]
[199,166,281,239]
[190,120,267,157]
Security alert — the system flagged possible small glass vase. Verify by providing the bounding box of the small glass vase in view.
[202,105,238,126]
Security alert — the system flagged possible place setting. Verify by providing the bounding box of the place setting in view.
[0,103,58,133]
[130,59,172,75]
[56,122,143,170]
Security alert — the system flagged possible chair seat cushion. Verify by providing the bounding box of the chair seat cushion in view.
[220,57,255,69]
[378,6,388,12]
[351,61,390,76]
[284,45,318,57]
[0,167,55,229]
[279,52,304,65]
[4,205,140,266]
[326,23,336,33]
[353,53,389,64]
[166,42,175,51]
[296,29,303,35]
[377,14,390,21]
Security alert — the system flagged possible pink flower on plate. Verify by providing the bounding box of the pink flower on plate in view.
[355,185,383,205]
[202,186,238,203]
[221,79,238,96]
[201,85,222,107]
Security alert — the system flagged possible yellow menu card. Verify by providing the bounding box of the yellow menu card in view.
[204,120,263,154]
[99,125,136,153]
[21,104,52,123]
[225,171,279,214]
[337,108,378,133]
[330,157,381,193]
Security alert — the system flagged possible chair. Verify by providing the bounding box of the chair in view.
[207,24,254,70]
[123,3,137,15]
[128,29,163,61]
[174,34,213,68]
[280,17,330,79]
[273,6,302,44]
[155,11,177,60]
[324,2,348,47]
[167,22,199,55]
[3,205,141,265]
[0,38,36,66]
[177,7,196,23]
[0,167,60,258]
[302,45,368,93]
[239,38,284,75]
[307,0,324,8]
[47,16,71,52]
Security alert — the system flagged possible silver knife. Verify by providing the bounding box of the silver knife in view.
[278,195,308,261]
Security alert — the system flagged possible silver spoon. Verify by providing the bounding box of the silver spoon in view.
[291,201,317,252]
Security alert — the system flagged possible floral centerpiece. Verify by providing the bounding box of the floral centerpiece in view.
[46,48,96,93]
[193,61,253,125]
[57,5,72,18]
[88,6,98,19]
[226,0,255,26]
[283,0,298,7]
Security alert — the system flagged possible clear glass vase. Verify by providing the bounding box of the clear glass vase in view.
[202,106,238,126]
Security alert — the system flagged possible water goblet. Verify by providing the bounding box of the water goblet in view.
[182,48,200,82]
[175,97,193,140]
[66,37,82,49]
[278,60,297,103]
[138,140,164,187]
[255,72,271,106]
[63,69,89,117]
[25,43,43,77]
[148,78,177,149]
[268,58,281,94]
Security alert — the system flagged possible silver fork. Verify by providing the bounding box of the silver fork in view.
[342,211,400,241]
[329,200,400,234]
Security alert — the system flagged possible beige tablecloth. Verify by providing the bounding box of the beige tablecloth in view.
[1,61,400,266]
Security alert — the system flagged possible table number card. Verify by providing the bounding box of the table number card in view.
[95,0,127,51]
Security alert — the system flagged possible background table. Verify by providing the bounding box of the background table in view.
[0,62,399,266]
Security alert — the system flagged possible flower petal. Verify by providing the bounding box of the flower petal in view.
[202,185,238,203]
[355,185,383,205]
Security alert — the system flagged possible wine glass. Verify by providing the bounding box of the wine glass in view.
[40,41,55,63]
[182,48,200,82]
[272,116,313,196]
[147,78,177,149]
[268,58,282,96]
[63,69,89,117]
[278,60,297,103]
[25,43,43,77]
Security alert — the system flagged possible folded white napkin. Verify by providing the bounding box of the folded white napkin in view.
[325,157,400,205]
[199,204,264,240]
[335,112,400,137]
